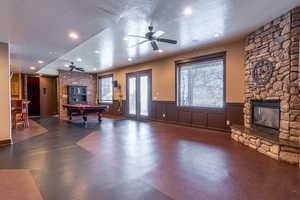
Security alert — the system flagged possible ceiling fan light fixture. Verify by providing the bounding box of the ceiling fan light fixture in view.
[128,25,177,52]
[69,32,79,40]
[183,7,193,16]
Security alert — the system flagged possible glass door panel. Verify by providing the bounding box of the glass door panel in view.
[126,70,151,120]
[128,77,136,115]
[140,75,149,116]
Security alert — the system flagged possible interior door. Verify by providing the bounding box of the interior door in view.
[40,76,58,117]
[126,70,152,120]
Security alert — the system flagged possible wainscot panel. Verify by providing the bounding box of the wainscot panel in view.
[151,101,244,132]
[103,100,244,132]
[0,139,11,147]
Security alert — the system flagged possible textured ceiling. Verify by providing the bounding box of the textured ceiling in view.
[0,0,299,74]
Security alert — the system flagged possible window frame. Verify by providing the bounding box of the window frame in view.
[98,74,114,104]
[175,52,226,109]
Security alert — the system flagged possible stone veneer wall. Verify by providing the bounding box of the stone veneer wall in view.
[58,70,97,117]
[244,7,300,143]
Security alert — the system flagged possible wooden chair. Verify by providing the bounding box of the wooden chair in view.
[11,100,30,128]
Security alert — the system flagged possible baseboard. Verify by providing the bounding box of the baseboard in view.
[150,118,230,133]
[0,139,11,147]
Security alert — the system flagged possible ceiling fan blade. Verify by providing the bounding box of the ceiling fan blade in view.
[127,34,147,39]
[129,40,150,48]
[157,38,177,44]
[153,30,165,38]
[151,41,159,51]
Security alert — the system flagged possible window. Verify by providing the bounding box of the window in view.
[99,75,113,103]
[176,53,225,108]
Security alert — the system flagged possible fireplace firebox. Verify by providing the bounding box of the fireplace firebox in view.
[252,100,280,136]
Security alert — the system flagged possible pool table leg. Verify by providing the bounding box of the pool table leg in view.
[98,112,102,122]
[68,109,72,120]
[83,112,87,125]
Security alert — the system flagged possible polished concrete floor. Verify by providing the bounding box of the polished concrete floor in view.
[0,116,299,200]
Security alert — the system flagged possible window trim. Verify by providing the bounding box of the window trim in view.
[175,52,226,109]
[98,74,114,104]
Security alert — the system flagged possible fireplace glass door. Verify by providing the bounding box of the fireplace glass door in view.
[252,100,280,135]
[253,107,280,129]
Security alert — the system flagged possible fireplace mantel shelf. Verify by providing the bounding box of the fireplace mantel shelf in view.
[231,125,299,149]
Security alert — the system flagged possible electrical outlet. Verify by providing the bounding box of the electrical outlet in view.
[162,113,166,118]
[226,120,230,126]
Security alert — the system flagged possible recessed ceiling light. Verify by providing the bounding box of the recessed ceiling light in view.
[93,68,97,71]
[37,60,44,64]
[94,50,100,54]
[128,58,132,61]
[123,36,129,41]
[30,66,36,70]
[76,58,82,62]
[64,64,69,67]
[183,7,192,16]
[214,33,220,38]
[69,32,79,40]
[158,49,164,53]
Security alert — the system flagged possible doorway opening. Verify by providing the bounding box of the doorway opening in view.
[27,77,40,116]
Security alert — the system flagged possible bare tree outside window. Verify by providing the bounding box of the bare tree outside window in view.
[177,58,224,108]
[99,76,113,103]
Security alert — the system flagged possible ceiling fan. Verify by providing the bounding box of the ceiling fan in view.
[127,25,177,51]
[67,62,85,72]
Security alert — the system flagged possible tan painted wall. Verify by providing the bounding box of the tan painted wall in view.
[99,40,245,103]
[0,42,11,141]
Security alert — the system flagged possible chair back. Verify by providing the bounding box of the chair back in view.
[12,100,29,114]
[12,100,22,109]
[22,100,29,113]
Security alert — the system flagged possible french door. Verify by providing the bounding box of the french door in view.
[126,70,152,120]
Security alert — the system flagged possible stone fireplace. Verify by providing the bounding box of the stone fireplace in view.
[231,7,300,167]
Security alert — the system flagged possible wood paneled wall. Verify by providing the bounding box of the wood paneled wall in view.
[150,101,244,131]
[104,101,244,132]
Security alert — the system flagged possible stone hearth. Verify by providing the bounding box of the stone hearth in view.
[232,125,299,166]
[231,7,300,167]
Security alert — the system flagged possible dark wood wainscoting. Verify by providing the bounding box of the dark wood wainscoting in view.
[226,103,244,127]
[150,101,244,132]
[0,139,11,147]
[103,100,124,115]
[104,100,244,132]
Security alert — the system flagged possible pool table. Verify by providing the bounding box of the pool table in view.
[63,104,108,125]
